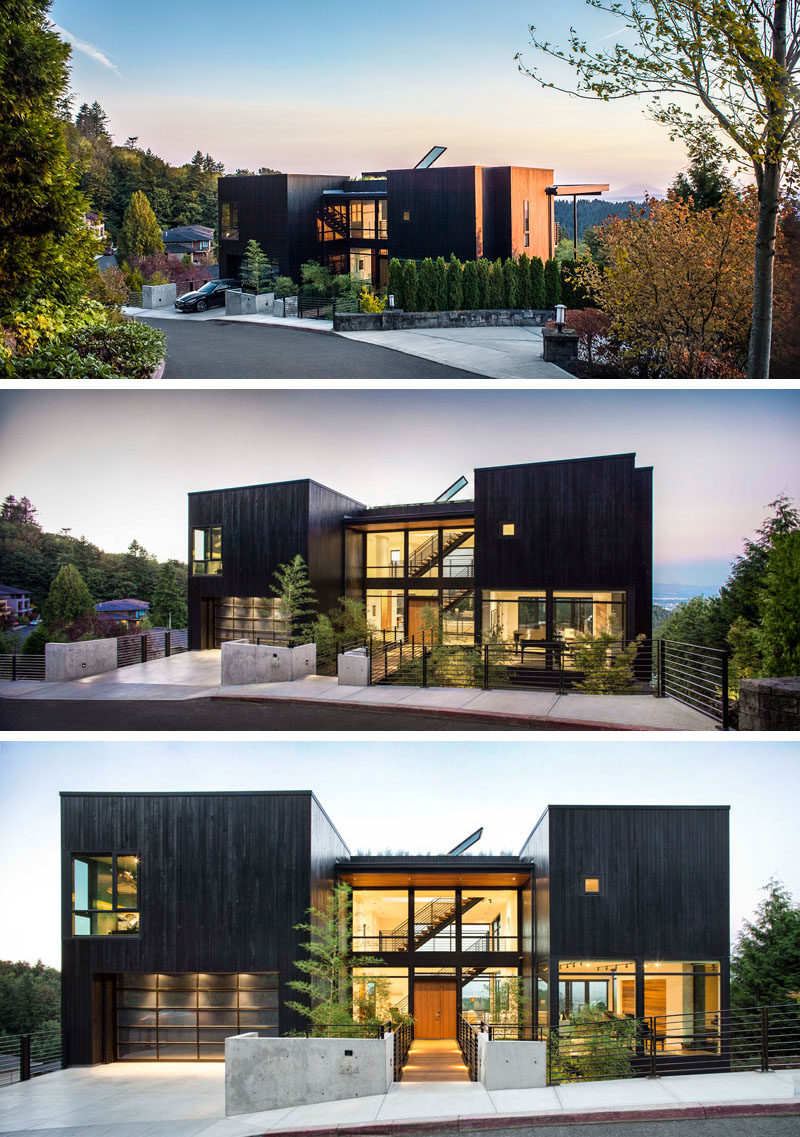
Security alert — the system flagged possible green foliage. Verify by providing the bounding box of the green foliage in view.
[447,254,463,309]
[572,633,645,694]
[516,253,532,308]
[652,603,670,632]
[41,564,93,636]
[656,594,725,650]
[273,275,296,298]
[731,880,800,1009]
[417,257,436,310]
[544,258,562,307]
[85,266,128,308]
[490,258,505,307]
[549,1006,637,1084]
[671,123,736,213]
[359,287,386,313]
[560,260,591,310]
[728,615,762,690]
[476,258,491,307]
[240,238,273,294]
[530,256,546,308]
[150,561,188,629]
[0,960,60,1036]
[503,258,518,308]
[0,1,98,314]
[387,258,404,308]
[759,531,800,676]
[117,190,164,265]
[462,260,479,309]
[9,316,165,379]
[435,256,448,310]
[271,554,318,640]
[402,261,418,312]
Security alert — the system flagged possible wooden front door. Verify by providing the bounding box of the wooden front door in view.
[414,980,457,1039]
[407,598,439,642]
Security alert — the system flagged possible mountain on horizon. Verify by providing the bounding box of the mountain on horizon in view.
[606,182,665,201]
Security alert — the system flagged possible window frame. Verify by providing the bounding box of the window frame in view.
[583,875,601,895]
[71,851,141,938]
[500,522,516,537]
[192,526,222,576]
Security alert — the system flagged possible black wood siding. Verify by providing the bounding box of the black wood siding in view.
[60,791,349,1064]
[308,482,364,614]
[474,454,652,639]
[520,808,550,964]
[387,167,482,263]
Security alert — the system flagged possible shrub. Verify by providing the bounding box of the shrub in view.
[463,260,479,309]
[273,275,296,298]
[566,308,615,368]
[544,258,562,307]
[417,258,436,310]
[447,254,463,309]
[530,257,546,308]
[85,266,128,308]
[402,261,418,311]
[516,253,532,308]
[503,258,518,308]
[490,259,505,307]
[359,287,386,313]
[572,633,645,694]
[11,318,165,379]
[387,258,404,308]
[435,257,448,310]
[147,271,169,286]
[476,258,491,307]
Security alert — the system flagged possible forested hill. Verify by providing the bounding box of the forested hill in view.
[555,198,644,240]
[0,495,185,612]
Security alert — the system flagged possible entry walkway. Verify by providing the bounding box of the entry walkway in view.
[0,653,717,729]
[402,1040,470,1083]
[0,1064,797,1137]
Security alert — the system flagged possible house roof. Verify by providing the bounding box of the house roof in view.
[164,244,201,255]
[163,225,213,242]
[94,599,150,612]
[0,584,29,597]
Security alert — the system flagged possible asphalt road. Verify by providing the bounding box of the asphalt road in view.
[0,698,547,731]
[155,318,481,379]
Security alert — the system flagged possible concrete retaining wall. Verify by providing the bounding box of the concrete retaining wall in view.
[141,283,177,309]
[334,309,554,333]
[338,647,370,687]
[220,640,316,685]
[738,676,800,730]
[476,1034,547,1090]
[45,638,118,682]
[225,1033,394,1115]
[225,289,274,315]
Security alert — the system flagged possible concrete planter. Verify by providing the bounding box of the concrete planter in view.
[221,640,316,685]
[333,309,554,333]
[225,1032,394,1115]
[225,289,274,316]
[476,1034,547,1090]
[45,639,117,682]
[338,647,369,687]
[141,283,177,309]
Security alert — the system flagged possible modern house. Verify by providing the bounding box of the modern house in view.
[162,225,214,264]
[217,151,607,287]
[0,583,33,621]
[187,453,652,652]
[60,792,729,1067]
[94,600,150,630]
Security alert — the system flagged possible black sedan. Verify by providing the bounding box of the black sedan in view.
[175,278,240,313]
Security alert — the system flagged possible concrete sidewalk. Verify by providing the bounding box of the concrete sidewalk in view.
[336,326,571,379]
[0,653,716,729]
[123,307,334,334]
[0,1065,797,1137]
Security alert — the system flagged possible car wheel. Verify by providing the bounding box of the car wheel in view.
[196,299,207,312]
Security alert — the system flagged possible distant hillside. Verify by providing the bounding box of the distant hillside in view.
[554,197,644,240]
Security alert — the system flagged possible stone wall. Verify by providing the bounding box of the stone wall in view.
[225,1033,394,1115]
[220,640,316,685]
[334,309,554,333]
[476,1034,547,1090]
[45,639,118,682]
[738,676,800,730]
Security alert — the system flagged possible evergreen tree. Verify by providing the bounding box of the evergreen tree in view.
[271,554,318,641]
[447,254,463,309]
[544,258,562,307]
[117,190,164,264]
[670,122,735,213]
[387,258,404,308]
[530,256,546,308]
[417,257,436,310]
[0,1,98,312]
[462,260,479,309]
[515,253,532,308]
[41,564,94,636]
[240,238,272,293]
[75,101,111,142]
[434,256,448,310]
[150,562,188,629]
[490,259,505,307]
[759,531,800,676]
[731,880,800,1008]
[503,258,518,309]
[402,261,418,312]
[476,258,491,307]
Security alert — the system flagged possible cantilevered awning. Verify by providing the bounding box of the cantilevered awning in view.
[546,183,609,196]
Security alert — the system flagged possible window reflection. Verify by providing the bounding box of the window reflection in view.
[192,527,222,576]
[72,854,139,936]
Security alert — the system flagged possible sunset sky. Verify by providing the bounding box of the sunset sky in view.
[50,0,688,193]
[1,389,798,592]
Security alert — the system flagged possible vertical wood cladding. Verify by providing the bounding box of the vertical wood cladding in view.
[546,806,730,960]
[520,809,550,963]
[387,166,483,263]
[474,454,652,639]
[481,168,553,263]
[307,482,365,614]
[60,792,346,1065]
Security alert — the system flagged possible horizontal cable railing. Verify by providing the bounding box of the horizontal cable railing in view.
[656,638,730,727]
[0,1029,62,1085]
[116,629,187,669]
[0,654,46,681]
[393,1019,414,1080]
[457,1015,481,1081]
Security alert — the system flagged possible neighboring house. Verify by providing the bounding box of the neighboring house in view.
[162,225,214,264]
[218,153,607,287]
[60,791,729,1066]
[83,212,105,241]
[94,599,150,629]
[188,453,652,651]
[0,583,33,621]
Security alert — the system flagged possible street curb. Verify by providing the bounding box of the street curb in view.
[213,318,334,335]
[263,1099,800,1136]
[209,694,664,731]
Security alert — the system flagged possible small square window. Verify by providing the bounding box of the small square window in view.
[402,209,411,222]
[501,522,515,537]
[584,877,600,893]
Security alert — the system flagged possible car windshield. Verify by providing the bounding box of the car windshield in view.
[197,282,217,294]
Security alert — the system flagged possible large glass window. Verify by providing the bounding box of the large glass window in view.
[408,531,439,578]
[366,589,404,634]
[462,891,518,952]
[353,967,409,1024]
[442,590,474,644]
[442,530,474,578]
[414,891,457,951]
[462,968,524,1033]
[192,527,222,576]
[483,590,546,643]
[557,960,635,1022]
[72,854,139,936]
[644,961,721,1052]
[117,972,277,1060]
[366,531,404,577]
[350,200,377,239]
[220,202,238,241]
[554,591,626,639]
[349,248,373,282]
[352,890,409,951]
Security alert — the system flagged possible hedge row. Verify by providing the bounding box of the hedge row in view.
[386,253,589,313]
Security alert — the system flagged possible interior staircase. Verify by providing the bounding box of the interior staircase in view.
[386,896,483,950]
[408,531,473,579]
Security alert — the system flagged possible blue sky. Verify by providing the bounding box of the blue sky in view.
[1,740,798,967]
[50,0,682,190]
[1,389,798,591]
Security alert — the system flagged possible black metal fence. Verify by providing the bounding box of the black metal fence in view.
[655,638,731,728]
[0,1030,62,1085]
[116,629,188,669]
[0,654,46,681]
[457,1014,481,1081]
[392,1019,414,1080]
[298,296,360,319]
